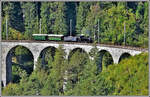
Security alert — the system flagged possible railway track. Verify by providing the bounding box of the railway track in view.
[1,40,148,52]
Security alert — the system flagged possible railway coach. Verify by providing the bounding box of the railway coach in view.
[32,34,48,40]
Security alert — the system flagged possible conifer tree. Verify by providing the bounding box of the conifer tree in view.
[65,50,89,92]
[53,2,68,35]
[76,2,91,35]
[8,2,24,32]
[21,2,39,39]
[41,45,67,95]
[40,2,51,34]
[85,3,101,41]
[2,2,24,39]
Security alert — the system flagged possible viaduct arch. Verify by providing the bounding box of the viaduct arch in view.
[96,50,114,71]
[6,45,34,84]
[1,41,146,86]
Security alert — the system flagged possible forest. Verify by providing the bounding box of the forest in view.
[2,1,148,47]
[1,1,149,96]
[2,44,148,96]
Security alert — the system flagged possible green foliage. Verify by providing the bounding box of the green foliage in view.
[53,2,68,35]
[8,27,24,40]
[66,50,89,90]
[40,2,67,35]
[40,75,59,95]
[12,64,27,83]
[14,46,34,74]
[101,53,112,71]
[41,45,67,95]
[101,2,133,45]
[102,53,148,95]
[2,2,24,40]
[76,2,91,35]
[1,1,149,96]
[2,2,24,32]
[65,55,113,96]
[15,46,30,56]
[40,2,51,34]
[89,43,99,58]
[21,2,39,39]
[40,2,57,34]
[2,83,20,96]
[1,2,148,47]
[85,2,102,41]
[8,2,25,32]
[37,47,56,72]
[2,48,148,96]
[7,46,34,84]
[20,70,48,96]
[66,73,113,96]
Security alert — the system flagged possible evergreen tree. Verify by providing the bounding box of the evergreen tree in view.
[1,2,148,47]
[65,46,113,95]
[41,45,67,95]
[21,2,39,39]
[101,2,137,45]
[85,2,102,42]
[1,2,149,96]
[142,2,148,48]
[40,2,52,34]
[53,2,68,35]
[103,53,148,95]
[41,2,67,34]
[65,50,89,92]
[135,2,148,47]
[76,2,91,35]
[8,2,25,32]
[2,2,24,40]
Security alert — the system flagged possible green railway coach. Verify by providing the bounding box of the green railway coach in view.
[47,34,64,41]
[32,34,48,40]
[32,34,64,41]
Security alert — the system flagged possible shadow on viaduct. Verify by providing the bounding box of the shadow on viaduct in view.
[1,41,146,87]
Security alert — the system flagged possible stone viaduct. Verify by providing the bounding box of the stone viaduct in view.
[1,41,148,87]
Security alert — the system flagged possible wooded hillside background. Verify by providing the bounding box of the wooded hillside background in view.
[2,1,148,47]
